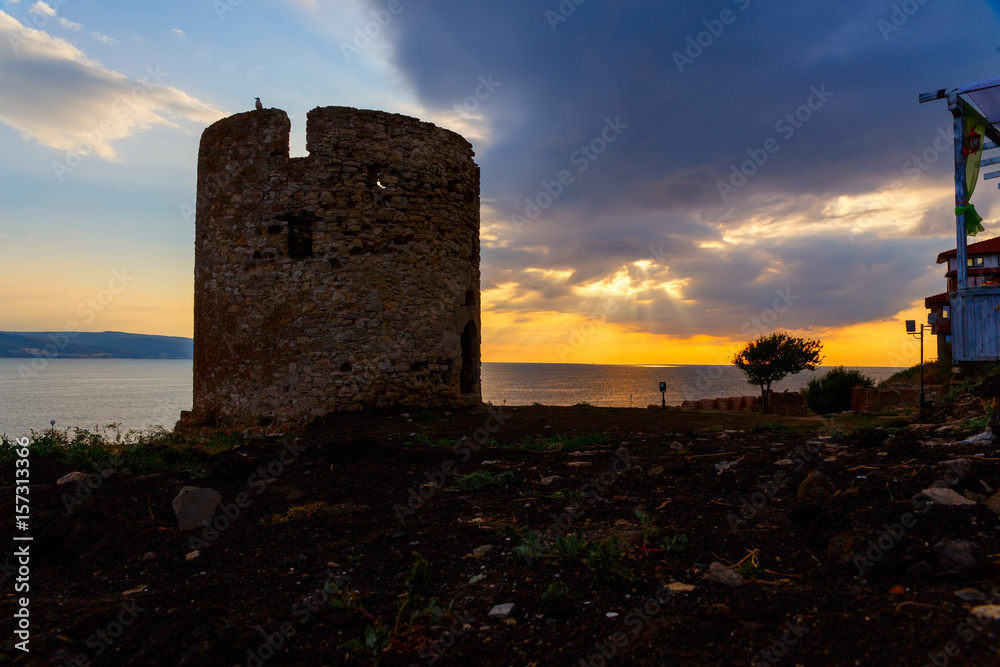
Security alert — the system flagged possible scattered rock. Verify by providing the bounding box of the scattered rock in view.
[488,603,515,618]
[172,486,223,530]
[708,562,744,587]
[567,461,593,468]
[955,588,988,603]
[472,545,494,557]
[933,540,985,572]
[714,461,738,474]
[539,475,561,485]
[961,429,995,446]
[667,582,696,592]
[912,488,977,507]
[605,612,619,618]
[647,466,664,476]
[57,471,91,485]
[907,560,934,579]
[469,574,485,584]
[141,552,157,561]
[186,551,200,561]
[935,424,961,435]
[775,459,794,467]
[982,493,1000,515]
[935,458,974,486]
[970,605,1000,620]
[797,471,836,502]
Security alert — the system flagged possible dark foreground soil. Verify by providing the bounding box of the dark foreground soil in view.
[3,405,1000,666]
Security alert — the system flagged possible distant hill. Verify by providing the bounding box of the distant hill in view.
[0,331,193,359]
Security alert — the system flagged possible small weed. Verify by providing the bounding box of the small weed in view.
[264,501,333,525]
[404,552,431,600]
[496,523,520,538]
[551,534,588,558]
[541,580,570,601]
[585,536,634,584]
[341,552,457,665]
[965,414,991,432]
[514,531,544,561]
[759,421,792,432]
[455,470,515,491]
[735,560,765,578]
[548,489,584,500]
[635,509,662,545]
[342,624,391,664]
[505,431,610,453]
[413,410,440,422]
[662,534,689,552]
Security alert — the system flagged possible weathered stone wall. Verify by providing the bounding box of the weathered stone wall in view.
[852,383,941,415]
[680,391,807,416]
[192,106,481,427]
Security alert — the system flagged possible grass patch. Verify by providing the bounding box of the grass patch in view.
[454,470,515,491]
[878,360,950,389]
[0,424,253,484]
[547,489,583,500]
[504,431,611,453]
[264,501,333,525]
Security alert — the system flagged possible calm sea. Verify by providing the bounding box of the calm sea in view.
[0,359,903,438]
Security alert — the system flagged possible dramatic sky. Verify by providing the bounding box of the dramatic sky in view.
[3,0,1000,366]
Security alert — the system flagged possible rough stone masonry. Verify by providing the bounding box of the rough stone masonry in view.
[190,106,481,428]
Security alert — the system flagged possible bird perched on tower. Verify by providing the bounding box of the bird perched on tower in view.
[255,97,263,111]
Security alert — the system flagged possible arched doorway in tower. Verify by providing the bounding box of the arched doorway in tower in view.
[460,320,478,395]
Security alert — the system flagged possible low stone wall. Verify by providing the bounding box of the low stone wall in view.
[852,383,941,415]
[680,390,808,416]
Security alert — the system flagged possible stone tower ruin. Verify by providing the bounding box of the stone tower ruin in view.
[191,106,481,427]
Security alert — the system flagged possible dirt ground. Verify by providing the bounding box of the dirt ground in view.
[3,405,1000,666]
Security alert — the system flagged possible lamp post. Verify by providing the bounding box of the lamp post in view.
[659,382,666,411]
[905,319,932,413]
